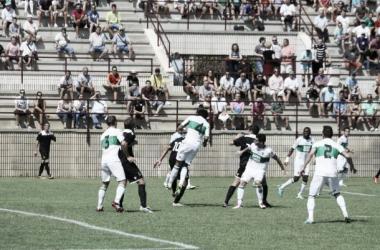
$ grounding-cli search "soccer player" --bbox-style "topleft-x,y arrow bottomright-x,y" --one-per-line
34,122 -> 56,179
118,117 -> 153,213
337,127 -> 355,187
278,127 -> 314,199
96,116 -> 126,212
374,169 -> 380,184
300,126 -> 357,224
234,134 -> 288,209
167,108 -> 210,196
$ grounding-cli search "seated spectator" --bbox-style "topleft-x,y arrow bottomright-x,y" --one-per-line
89,26 -> 108,61
332,1 -> 346,22
234,72 -> 251,102
261,0 -> 273,20
191,0 -> 207,20
174,0 -> 189,19
354,2 -> 369,26
183,69 -> 198,100
306,82 -> 320,117
5,36 -> 20,70
9,17 -> 21,42
59,70 -> 74,100
343,43 -> 362,71
363,45 -> 379,75
345,71 -> 362,99
0,44 -> 5,70
172,52 -> 184,86
251,73 -> 266,102
267,67 -> 284,102
280,38 -> 295,74
52,0 -> 68,28
142,80 -> 157,106
33,91 -> 47,129
211,91 -> 229,130
370,35 -> 380,49
126,82 -> 141,113
348,95 -> 361,130
72,93 -> 87,129
251,98 -> 268,130
351,0 -> 360,14
319,82 -> 336,116
224,0 -> 243,21
106,4 -> 122,39
2,1 -> 16,37
56,93 -> 73,129
364,12 -> 375,35
351,20 -> 371,42
220,71 -> 234,100
76,67 -> 94,95
230,93 -> 247,130
72,3 -> 87,39
228,43 -> 242,76
284,71 -> 302,105
38,0 -> 53,27
336,9 -> 350,37
342,85 -> 351,101
90,91 -> 108,129
299,47 -> 313,86
199,78 -> 214,104
156,0 -> 169,18
87,5 -> 103,35
357,94 -> 379,131
24,0 -> 35,16
132,95 -> 151,129
103,66 -> 121,104
138,0 -> 154,16
314,9 -> 329,42
23,15 -> 40,42
356,32 -> 368,59
150,68 -> 170,105
334,22 -> 348,52
312,38 -> 330,74
20,35 -> 38,70
241,1 -> 258,31
206,70 -> 218,91
111,27 -> 133,59
14,89 -> 31,129
126,69 -> 139,87
280,0 -> 296,31
271,95 -> 290,131
332,90 -> 349,129
314,68 -> 329,92
272,0 -> 282,20
237,56 -> 253,78
55,27 -> 75,60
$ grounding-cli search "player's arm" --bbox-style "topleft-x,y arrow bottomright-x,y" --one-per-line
236,146 -> 250,156
340,151 -> 357,174
121,141 -> 135,163
300,148 -> 316,176
154,144 -> 172,168
202,137 -> 208,147
273,154 -> 288,176
229,133 -> 243,146
50,133 -> 56,142
34,140 -> 40,156
284,148 -> 294,166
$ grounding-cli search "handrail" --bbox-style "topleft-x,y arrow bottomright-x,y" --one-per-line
299,2 -> 317,44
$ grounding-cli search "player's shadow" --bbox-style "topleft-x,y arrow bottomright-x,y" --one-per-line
185,203 -> 227,207
318,219 -> 368,224
124,209 -> 162,213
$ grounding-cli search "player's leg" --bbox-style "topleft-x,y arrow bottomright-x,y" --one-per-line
339,166 -> 348,186
329,177 -> 350,222
98,162 -> 111,211
164,171 -> 171,188
173,171 -> 189,206
234,169 -> 252,209
305,175 -> 325,223
38,160 -> 45,178
186,177 -> 196,189
279,161 -> 301,196
253,171 -> 265,208
261,175 -> 271,207
175,146 -> 198,195
43,159 -> 54,179
223,166 -> 245,207
136,178 -> 153,213
109,161 -> 127,212
298,163 -> 310,198
374,168 -> 380,184
168,142 -> 190,187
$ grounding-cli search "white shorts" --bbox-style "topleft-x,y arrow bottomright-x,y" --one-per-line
267,89 -> 284,97
309,175 -> 340,197
240,168 -> 265,183
280,64 -> 293,74
294,159 -> 309,176
101,161 -> 126,182
337,155 -> 348,171
176,142 -> 200,164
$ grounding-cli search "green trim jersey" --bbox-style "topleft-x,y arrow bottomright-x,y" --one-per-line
181,115 -> 210,146
292,136 -> 315,162
337,135 -> 349,168
313,138 -> 345,177
337,135 -> 348,149
100,127 -> 124,163
246,144 -> 276,171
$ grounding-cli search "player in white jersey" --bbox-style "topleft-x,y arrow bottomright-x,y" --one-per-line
279,127 -> 314,199
300,126 -> 357,224
96,116 -> 126,212
233,134 -> 288,209
167,108 -> 210,196
337,127 -> 355,187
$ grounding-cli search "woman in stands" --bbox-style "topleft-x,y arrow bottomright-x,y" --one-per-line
348,95 -> 361,131
56,93 -> 73,129
33,91 -> 47,130
228,43 -> 242,77
206,70 -> 219,92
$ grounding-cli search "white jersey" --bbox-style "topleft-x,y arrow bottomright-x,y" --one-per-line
246,144 -> 276,172
292,136 -> 315,163
313,138 -> 345,177
337,135 -> 349,149
170,131 -> 184,144
181,115 -> 210,146
337,135 -> 349,169
100,127 -> 124,163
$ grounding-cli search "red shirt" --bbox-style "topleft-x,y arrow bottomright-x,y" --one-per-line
375,20 -> 380,29
107,73 -> 121,85
251,102 -> 266,115
141,86 -> 157,99
72,9 -> 85,21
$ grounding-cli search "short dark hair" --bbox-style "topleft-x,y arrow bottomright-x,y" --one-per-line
107,116 -> 117,126
344,127 -> 350,131
259,37 -> 266,43
322,126 -> 333,138
257,133 -> 266,143
304,127 -> 311,132
197,109 -> 208,119
124,116 -> 135,129
111,4 -> 117,8
249,125 -> 260,135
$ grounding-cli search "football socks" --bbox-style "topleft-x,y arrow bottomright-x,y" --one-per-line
237,185 -> 245,206
307,196 -> 315,221
115,184 -> 126,204
299,181 -> 307,194
174,185 -> 186,203
179,167 -> 188,186
98,187 -> 107,208
169,166 -> 180,185
336,195 -> 349,218
138,184 -> 147,208
224,186 -> 237,204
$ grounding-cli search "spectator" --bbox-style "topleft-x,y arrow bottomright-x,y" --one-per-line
150,68 -> 170,105
363,44 -> 380,75
59,70 -> 74,100
336,9 -> 350,35
357,94 -> 379,131
319,82 -> 336,116
106,4 -> 122,39
333,90 -> 349,129
23,15 -> 40,42
375,15 -> 380,36
14,89 -> 31,129
52,0 -> 68,28
0,44 -> 5,70
202,94 -> 212,109
342,85 -> 351,101
364,12 -> 375,35
314,9 -> 329,42
228,43 -> 242,75
230,93 -> 247,130
33,91 -> 47,129
72,3 -> 87,39
284,71 -> 302,105
332,1 -> 346,21
206,70 -> 218,91
87,4 -> 101,33
174,0 -> 189,19
156,0 -> 169,18
9,17 -> 21,41
183,69 -> 198,100
263,41 -> 277,76
348,95 -> 361,130
345,71 -> 362,99
72,93 -> 87,129
267,67 -> 284,101
126,69 -> 139,87
20,35 -> 38,70
351,0 -> 360,14
314,68 -> 329,92
126,82 -> 141,113
251,73 -> 266,102
242,0 -> 258,31
356,32 -> 369,59
234,72 -> 251,102
251,97 -> 268,130
191,0 -> 207,20
280,0 -> 296,31
351,20 -> 371,42
370,34 -> 380,48
103,66 -> 122,104
211,91 -> 229,130
312,38 -> 330,75
111,27 -> 133,59
199,78 -> 214,104
355,1 -> 369,26
220,71 -> 234,100
38,0 -> 53,27
272,0 -> 282,20
254,37 -> 266,74
56,93 -> 73,129
132,95 -> 151,129
2,1 -> 16,38
334,22 -> 348,52
271,95 -> 290,131
261,0 -> 273,20
280,38 -> 295,74
237,56 -> 253,78
24,0 -> 35,16
89,26 -> 108,61
141,80 -> 157,107
343,43 -> 362,71
90,91 -> 108,129
271,36 -> 283,61
55,27 -> 75,60
172,52 -> 184,86
306,82 -> 320,117
76,67 -> 94,95
5,36 -> 20,70
299,47 -> 313,86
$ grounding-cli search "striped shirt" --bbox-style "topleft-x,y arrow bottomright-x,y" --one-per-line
313,44 -> 326,61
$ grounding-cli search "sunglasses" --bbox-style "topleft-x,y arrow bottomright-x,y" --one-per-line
258,75 -> 263,77
20,92 -> 25,94
272,40 -> 277,42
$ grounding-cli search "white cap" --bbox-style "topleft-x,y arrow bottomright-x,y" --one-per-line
27,14 -> 33,18
327,82 -> 334,87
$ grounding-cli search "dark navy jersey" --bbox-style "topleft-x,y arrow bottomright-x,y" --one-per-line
118,129 -> 135,163
233,134 -> 256,167
169,137 -> 184,163
36,130 -> 56,152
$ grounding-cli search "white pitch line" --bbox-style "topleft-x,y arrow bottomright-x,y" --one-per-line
39,248 -> 184,250
339,191 -> 376,197
0,208 -> 199,250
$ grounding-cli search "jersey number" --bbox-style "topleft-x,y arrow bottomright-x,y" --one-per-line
104,135 -> 110,149
173,142 -> 181,152
324,144 -> 332,159
194,123 -> 204,135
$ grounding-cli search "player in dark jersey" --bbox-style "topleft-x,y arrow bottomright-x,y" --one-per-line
222,125 -> 272,208
34,122 -> 56,179
118,116 -> 153,213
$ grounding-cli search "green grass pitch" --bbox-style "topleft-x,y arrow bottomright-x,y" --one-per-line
0,177 -> 379,250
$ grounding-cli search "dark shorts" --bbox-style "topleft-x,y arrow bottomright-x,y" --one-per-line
284,15 -> 293,24
121,161 -> 144,183
8,56 -> 19,63
284,89 -> 297,97
73,22 -> 86,28
40,150 -> 49,160
235,165 -> 246,179
14,109 -> 31,116
169,160 -> 190,180
6,21 -> 11,28
87,23 -> 97,33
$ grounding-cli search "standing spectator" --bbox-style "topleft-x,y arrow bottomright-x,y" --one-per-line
267,67 -> 284,101
348,95 -> 361,130
23,15 -> 40,42
345,71 -> 362,99
237,56 -> 253,79
271,95 -> 290,130
212,91 -> 229,130
357,94 -> 379,131
306,82 -> 320,117
150,68 -> 170,105
56,93 -> 73,129
5,36 -> 20,70
90,91 -> 108,129
220,71 -> 234,100
363,44 -> 380,75
72,93 -> 87,129
106,4 -> 122,39
38,0 -> 53,27
263,41 -> 277,76
20,35 -> 38,69
87,4 -> 101,33
132,95 -> 151,129
183,69 -> 198,100
125,82 -> 140,113
254,37 -> 266,74
251,73 -> 266,102
111,27 -> 133,59
280,0 -> 296,31
156,0 -> 169,18
251,97 -> 268,130
199,78 -> 214,104
52,0 -> 68,28
355,1 -> 369,26
333,90 -> 348,129
343,43 -> 362,71
2,1 -> 16,37
314,68 -> 329,92
72,3 -> 87,39
9,17 -> 21,42
103,66 -> 122,104
34,122 -> 56,179
230,93 -> 248,130
76,67 -> 94,95
206,70 -> 218,91
14,89 -> 31,129
356,32 -> 369,59
334,22 -> 348,52
299,47 -> 313,85
319,82 -> 336,116
89,26 -> 108,61
228,43 -> 242,76
271,36 -> 283,61
280,38 -> 295,74
242,1 -> 257,31
58,70 -> 74,100
33,91 -> 47,130
234,72 -> 251,102
314,9 -> 329,42
126,69 -> 139,87
172,52 -> 184,86
55,27 -> 75,60
284,71 -> 302,105
312,38 -> 330,75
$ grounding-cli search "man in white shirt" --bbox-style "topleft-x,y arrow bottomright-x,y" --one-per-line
336,9 -> 350,32
2,1 -> 16,37
284,71 -> 302,105
351,20 -> 371,41
58,70 -> 74,100
314,9 -> 329,42
23,15 -> 40,42
76,67 -> 94,95
55,27 -> 75,60
267,67 -> 284,101
89,26 -> 108,61
234,73 -> 251,102
280,0 -> 296,31
14,89 -> 31,129
220,71 -> 234,99
212,91 -> 229,130
19,35 -> 37,69
90,91 -> 108,129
